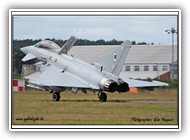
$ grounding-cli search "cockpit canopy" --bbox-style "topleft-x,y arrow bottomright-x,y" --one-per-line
35,40 -> 60,50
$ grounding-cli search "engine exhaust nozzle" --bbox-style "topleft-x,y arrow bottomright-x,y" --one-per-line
100,78 -> 118,92
117,81 -> 129,92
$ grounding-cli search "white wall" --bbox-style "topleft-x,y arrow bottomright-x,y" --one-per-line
122,63 -> 170,72
121,63 -> 171,79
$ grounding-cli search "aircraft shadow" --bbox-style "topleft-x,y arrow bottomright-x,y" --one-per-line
44,99 -> 131,103
60,99 -> 131,103
44,99 -> 176,104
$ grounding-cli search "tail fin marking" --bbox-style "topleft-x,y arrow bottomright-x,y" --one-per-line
98,40 -> 131,76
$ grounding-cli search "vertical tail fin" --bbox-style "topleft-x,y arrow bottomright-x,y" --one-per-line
59,36 -> 78,54
99,40 -> 131,76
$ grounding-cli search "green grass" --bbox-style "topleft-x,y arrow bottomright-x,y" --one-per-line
12,88 -> 178,125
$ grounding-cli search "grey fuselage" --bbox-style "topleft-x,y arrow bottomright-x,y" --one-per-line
29,45 -> 120,91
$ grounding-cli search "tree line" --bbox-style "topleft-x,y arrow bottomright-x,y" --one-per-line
12,38 -> 154,78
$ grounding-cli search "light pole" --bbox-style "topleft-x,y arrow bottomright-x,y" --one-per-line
165,27 -> 177,80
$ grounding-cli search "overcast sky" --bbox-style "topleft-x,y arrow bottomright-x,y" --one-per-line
13,15 -> 178,45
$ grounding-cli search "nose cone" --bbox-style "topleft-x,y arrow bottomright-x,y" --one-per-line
20,46 -> 29,54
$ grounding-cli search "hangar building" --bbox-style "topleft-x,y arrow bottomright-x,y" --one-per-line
69,44 -> 178,80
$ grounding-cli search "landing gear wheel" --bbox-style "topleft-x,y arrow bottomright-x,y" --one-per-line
98,92 -> 107,102
52,92 -> 60,101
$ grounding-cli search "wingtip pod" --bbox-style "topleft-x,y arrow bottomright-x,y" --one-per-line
152,80 -> 170,87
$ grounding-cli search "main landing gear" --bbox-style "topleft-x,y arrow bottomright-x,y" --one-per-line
51,91 -> 108,102
52,92 -> 60,101
98,92 -> 107,102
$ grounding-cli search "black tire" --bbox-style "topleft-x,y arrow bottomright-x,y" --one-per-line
98,92 -> 107,102
52,92 -> 60,101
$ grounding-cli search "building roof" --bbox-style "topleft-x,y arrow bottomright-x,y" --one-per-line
126,45 -> 177,64
69,45 -> 177,64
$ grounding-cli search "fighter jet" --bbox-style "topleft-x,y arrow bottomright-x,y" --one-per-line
20,36 -> 168,102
